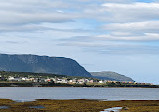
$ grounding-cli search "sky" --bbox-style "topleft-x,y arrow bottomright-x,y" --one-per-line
0,0 -> 159,84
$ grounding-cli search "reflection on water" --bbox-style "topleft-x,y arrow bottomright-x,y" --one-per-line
30,105 -> 45,109
100,107 -> 122,112
0,106 -> 10,109
0,87 -> 159,101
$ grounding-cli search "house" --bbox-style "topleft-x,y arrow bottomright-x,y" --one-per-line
8,77 -> 22,82
99,80 -> 104,83
56,79 -> 68,83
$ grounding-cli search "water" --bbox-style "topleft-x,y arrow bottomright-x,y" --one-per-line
0,106 -> 10,109
0,87 -> 159,101
30,105 -> 45,109
100,107 -> 122,112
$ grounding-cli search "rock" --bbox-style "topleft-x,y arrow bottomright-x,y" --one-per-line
122,106 -> 129,110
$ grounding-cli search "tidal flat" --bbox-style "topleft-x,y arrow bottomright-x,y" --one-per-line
0,99 -> 159,112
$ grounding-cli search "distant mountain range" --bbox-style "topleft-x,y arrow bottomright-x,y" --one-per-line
0,53 -> 134,82
0,54 -> 91,77
91,71 -> 134,82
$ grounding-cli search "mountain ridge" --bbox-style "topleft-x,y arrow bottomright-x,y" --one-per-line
0,53 -> 134,82
91,71 -> 134,82
0,53 -> 91,77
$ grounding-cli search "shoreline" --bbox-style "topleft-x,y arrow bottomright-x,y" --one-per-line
0,99 -> 159,112
0,86 -> 159,88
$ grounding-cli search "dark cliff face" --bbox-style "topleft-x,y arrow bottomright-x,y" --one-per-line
91,71 -> 134,82
0,54 -> 91,77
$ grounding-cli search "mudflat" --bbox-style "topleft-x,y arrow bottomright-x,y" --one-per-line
0,99 -> 159,112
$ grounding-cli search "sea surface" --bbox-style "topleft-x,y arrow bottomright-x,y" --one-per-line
0,87 -> 159,101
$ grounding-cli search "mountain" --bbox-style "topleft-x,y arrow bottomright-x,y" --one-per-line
91,71 -> 134,82
0,54 -> 91,77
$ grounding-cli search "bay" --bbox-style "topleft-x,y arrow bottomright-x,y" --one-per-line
0,87 -> 159,102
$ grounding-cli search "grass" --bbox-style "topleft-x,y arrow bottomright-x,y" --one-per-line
0,99 -> 159,112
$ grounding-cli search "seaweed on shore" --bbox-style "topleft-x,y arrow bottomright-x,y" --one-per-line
0,99 -> 159,112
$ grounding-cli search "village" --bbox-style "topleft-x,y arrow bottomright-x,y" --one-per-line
0,74 -> 152,86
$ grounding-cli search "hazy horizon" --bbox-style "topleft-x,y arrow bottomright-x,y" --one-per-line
0,0 -> 159,84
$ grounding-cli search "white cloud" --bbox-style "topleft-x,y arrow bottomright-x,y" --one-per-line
1,1 -> 158,26
103,21 -> 159,33
100,2 -> 159,22
0,0 -> 159,52
0,11 -> 77,25
0,0 -> 159,33
0,0 -> 80,26
97,33 -> 159,41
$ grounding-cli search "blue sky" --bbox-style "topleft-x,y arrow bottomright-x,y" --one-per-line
0,0 -> 159,84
